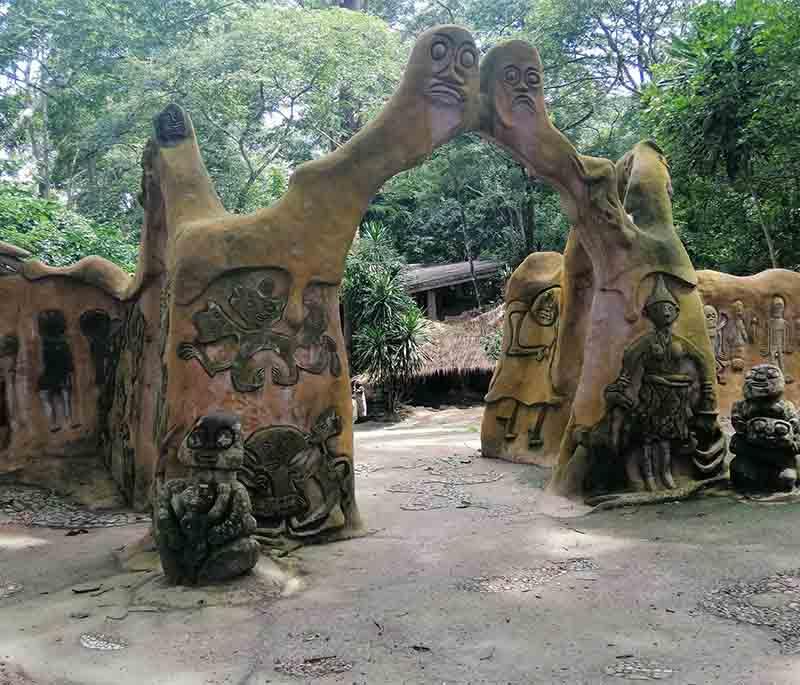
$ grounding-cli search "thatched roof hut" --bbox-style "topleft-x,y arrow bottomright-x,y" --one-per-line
415,305 -> 504,380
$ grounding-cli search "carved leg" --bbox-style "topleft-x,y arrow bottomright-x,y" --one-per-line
640,442 -> 657,492
659,440 -> 677,489
528,405 -> 548,448
40,391 -> 59,432
63,385 -> 80,428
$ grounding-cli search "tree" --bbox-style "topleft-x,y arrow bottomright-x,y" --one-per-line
643,0 -> 800,272
343,223 -> 429,416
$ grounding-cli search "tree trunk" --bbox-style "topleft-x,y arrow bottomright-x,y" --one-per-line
749,185 -> 778,269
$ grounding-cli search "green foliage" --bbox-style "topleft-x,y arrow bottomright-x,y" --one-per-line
0,184 -> 137,271
480,327 -> 503,362
643,0 -> 800,272
343,223 -> 429,415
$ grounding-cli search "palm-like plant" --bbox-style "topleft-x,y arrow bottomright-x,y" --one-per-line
344,222 -> 429,416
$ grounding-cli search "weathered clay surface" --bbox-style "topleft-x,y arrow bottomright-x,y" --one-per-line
478,40 -> 724,500
0,268 -> 125,496
481,251 -> 571,465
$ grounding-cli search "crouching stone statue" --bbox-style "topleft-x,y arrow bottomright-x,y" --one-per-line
730,364 -> 800,493
155,412 -> 260,585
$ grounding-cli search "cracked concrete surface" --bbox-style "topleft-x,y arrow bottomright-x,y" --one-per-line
2,406 -> 800,684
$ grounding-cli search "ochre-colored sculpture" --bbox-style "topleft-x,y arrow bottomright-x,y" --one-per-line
149,25 -> 480,539
697,269 -> 800,416
155,413 -> 259,585
730,364 -> 800,493
478,40 -> 725,500
482,252 -> 570,464
704,304 -> 729,384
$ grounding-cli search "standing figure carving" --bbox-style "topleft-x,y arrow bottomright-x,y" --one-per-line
481,252 -> 569,464
729,299 -> 750,372
599,277 -> 717,492
0,335 -> 19,449
80,309 -> 114,386
762,295 -> 793,383
704,304 -> 728,384
37,311 -> 79,432
155,412 -> 259,585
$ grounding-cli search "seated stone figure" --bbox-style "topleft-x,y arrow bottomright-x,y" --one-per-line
155,413 -> 259,585
730,364 -> 800,493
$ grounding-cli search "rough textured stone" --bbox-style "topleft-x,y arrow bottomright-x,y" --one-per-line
478,40 -> 724,501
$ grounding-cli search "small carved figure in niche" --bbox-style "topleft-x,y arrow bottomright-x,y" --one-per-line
79,309 -> 114,386
704,304 -> 728,384
0,335 -> 19,449
730,364 -> 800,493
729,299 -> 750,371
239,408 -> 351,539
179,269 -> 341,392
155,413 -> 260,585
762,295 -> 793,383
489,286 -> 562,447
37,310 -> 79,432
599,276 -> 718,492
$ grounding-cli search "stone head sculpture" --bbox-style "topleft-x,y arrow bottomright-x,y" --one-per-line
643,276 -> 679,330
744,363 -> 785,400
179,412 -> 245,474
704,305 -> 719,333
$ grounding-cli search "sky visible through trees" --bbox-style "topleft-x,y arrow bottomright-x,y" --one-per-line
0,0 -> 798,275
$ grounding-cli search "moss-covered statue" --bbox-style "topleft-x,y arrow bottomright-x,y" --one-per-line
730,364 -> 800,493
155,412 -> 260,585
478,39 -> 726,503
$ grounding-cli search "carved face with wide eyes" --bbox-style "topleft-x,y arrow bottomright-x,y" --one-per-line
181,412 -> 245,470
744,363 -> 785,399
704,305 -> 718,330
424,29 -> 479,107
481,40 -> 544,131
531,289 -> 558,327
771,295 -> 786,318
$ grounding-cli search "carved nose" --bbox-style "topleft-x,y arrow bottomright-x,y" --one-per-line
283,291 -> 305,332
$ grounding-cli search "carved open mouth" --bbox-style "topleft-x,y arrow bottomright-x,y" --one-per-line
512,94 -> 536,112
427,80 -> 465,105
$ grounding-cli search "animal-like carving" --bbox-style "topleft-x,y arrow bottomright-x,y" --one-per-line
239,408 -> 351,539
730,364 -> 800,493
155,413 -> 260,585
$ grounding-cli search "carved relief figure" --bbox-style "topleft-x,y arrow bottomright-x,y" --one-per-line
486,285 -> 562,448
730,364 -> 800,493
729,299 -> 750,371
178,269 -> 341,391
762,295 -> 793,383
239,408 -> 351,539
598,276 -> 718,492
155,413 -> 260,585
37,310 -> 79,432
0,335 -> 19,449
704,304 -> 728,384
79,309 -> 114,385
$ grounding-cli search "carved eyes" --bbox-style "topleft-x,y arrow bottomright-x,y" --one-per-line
431,40 -> 449,61
504,65 -> 521,85
430,38 -> 478,71
525,67 -> 541,88
187,426 -> 238,450
460,47 -> 477,69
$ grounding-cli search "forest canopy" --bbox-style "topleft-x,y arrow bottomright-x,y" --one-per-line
1,0 -> 798,276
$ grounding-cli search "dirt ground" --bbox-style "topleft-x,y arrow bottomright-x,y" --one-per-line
2,405 -> 800,684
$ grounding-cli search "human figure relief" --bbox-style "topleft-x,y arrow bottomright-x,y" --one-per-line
479,40 -> 724,499
762,295 -> 793,383
37,311 -> 80,432
0,335 -> 19,449
149,26 -> 480,538
704,304 -> 729,384
729,299 -> 750,372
